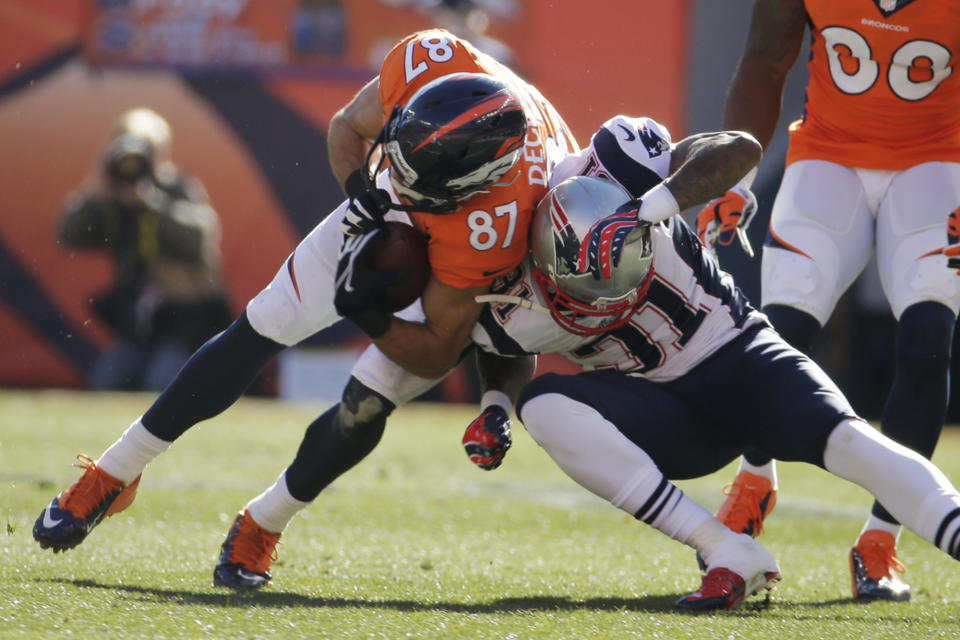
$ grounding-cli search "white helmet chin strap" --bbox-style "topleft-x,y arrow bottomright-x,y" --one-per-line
474,294 -> 551,314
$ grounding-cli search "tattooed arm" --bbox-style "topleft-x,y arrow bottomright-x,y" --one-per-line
664,131 -> 763,211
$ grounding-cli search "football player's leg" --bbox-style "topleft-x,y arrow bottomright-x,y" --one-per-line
717,161 -> 876,537
517,373 -> 779,610
823,418 -> 960,561
844,161 -> 960,599
214,376 -> 399,589
34,206 -> 347,553
718,305 -> 822,537
873,161 -> 960,513
101,208 -> 348,471
216,339 -> 442,588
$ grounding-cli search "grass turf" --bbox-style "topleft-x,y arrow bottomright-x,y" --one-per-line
3,389 -> 960,639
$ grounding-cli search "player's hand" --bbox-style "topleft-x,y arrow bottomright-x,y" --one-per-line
462,405 -> 512,470
334,230 -> 404,338
695,185 -> 758,257
581,200 -> 648,280
945,207 -> 960,274
340,169 -> 393,238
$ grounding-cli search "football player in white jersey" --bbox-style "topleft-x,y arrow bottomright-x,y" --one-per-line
458,153 -> 960,610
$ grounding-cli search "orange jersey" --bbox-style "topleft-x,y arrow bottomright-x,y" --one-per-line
378,29 -> 579,288
787,0 -> 960,169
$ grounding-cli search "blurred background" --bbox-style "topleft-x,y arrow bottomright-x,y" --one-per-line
0,0 -> 950,418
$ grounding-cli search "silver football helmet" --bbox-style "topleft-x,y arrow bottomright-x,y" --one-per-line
530,176 -> 654,335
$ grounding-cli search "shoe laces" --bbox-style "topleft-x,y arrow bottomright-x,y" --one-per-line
230,513 -> 281,574
58,454 -> 124,517
719,476 -> 772,536
857,530 -> 906,580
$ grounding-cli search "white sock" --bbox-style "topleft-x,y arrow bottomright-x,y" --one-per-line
687,517 -> 739,560
245,473 -> 309,534
860,516 -> 902,541
96,418 -> 171,484
738,457 -> 778,489
520,393 -> 712,543
824,419 -> 960,556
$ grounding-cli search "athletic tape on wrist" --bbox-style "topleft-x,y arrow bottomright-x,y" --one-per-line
481,390 -> 512,415
638,182 -> 680,223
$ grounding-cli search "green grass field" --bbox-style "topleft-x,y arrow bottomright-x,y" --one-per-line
4,389 -> 960,639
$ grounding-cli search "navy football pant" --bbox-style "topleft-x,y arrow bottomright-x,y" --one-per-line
517,326 -> 857,480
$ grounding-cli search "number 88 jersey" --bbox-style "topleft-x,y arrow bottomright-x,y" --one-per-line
789,0 -> 960,169
376,29 -> 578,289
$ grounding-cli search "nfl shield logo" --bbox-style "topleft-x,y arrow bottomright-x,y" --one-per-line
880,0 -> 896,10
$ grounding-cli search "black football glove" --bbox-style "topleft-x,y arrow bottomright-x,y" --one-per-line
462,405 -> 512,470
334,231 -> 407,338
340,169 -> 393,238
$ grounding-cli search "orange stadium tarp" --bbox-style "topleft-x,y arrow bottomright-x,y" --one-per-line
0,0 -> 689,391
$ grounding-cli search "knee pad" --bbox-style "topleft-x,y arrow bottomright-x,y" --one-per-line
337,376 -> 395,436
761,304 -> 822,353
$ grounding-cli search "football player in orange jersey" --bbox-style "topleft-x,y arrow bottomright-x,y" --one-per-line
31,29 -> 577,589
695,0 -> 960,601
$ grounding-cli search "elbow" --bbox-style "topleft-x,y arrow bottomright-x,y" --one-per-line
722,131 -> 763,182
730,131 -> 763,168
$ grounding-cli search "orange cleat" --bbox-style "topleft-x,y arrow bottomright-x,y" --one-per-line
716,470 -> 777,537
213,510 -> 282,589
850,530 -> 910,601
33,454 -> 141,552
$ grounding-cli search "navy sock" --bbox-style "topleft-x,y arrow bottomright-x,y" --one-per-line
283,377 -> 394,502
142,311 -> 285,441
873,301 -> 955,524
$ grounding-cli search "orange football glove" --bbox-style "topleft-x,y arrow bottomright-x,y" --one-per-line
695,185 -> 758,257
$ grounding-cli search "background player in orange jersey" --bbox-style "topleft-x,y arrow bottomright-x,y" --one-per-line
32,29 -> 578,589
694,0 -> 960,601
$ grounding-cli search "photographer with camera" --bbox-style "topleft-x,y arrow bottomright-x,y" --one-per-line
58,108 -> 232,391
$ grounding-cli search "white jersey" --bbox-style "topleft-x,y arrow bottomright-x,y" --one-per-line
470,115 -> 768,382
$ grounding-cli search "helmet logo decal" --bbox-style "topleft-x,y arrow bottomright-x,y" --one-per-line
548,191 -> 584,276
411,90 -> 522,154
637,123 -> 670,158
576,205 -> 641,279
385,140 -> 418,187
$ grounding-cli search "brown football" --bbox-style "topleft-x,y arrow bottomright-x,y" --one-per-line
370,221 -> 431,312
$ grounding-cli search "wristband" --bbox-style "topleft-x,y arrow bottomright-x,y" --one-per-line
637,182 -> 680,223
481,390 -> 512,415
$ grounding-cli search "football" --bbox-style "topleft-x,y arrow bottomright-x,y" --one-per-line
370,221 -> 431,312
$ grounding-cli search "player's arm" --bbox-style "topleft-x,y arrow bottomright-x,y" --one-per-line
665,131 -> 762,210
327,78 -> 385,190
476,350 -> 537,405
461,351 -> 537,471
370,276 -> 487,379
723,0 -> 807,149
